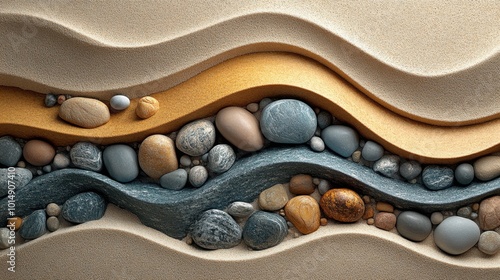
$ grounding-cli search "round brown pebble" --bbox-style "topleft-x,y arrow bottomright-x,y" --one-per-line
289,174 -> 315,195
46,216 -> 60,232
374,212 -> 397,231
472,203 -> 480,212
362,204 -> 375,220
23,139 -> 56,166
367,218 -> 375,225
320,218 -> 328,226
285,195 -> 321,234
46,203 -> 61,217
136,96 -> 160,119
10,217 -> 22,231
320,188 -> 365,223
376,202 -> 394,213
362,195 -> 371,204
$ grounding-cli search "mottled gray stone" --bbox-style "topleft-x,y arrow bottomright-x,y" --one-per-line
396,211 -> 432,242
46,203 -> 61,217
0,228 -> 9,249
318,179 -> 331,195
70,142 -> 102,172
226,201 -> 254,218
0,136 -> 22,167
44,94 -> 57,107
260,99 -> 317,144
361,141 -> 384,162
2,146 -> 500,240
103,144 -> 139,183
243,211 -> 288,250
373,155 -> 400,179
422,166 -> 454,190
0,168 -> 32,198
62,192 -> 106,224
434,216 -> 480,255
46,216 -> 60,232
176,119 -> 216,156
190,209 -> 241,249
19,209 -> 46,240
160,169 -> 188,190
208,144 -> 236,173
316,111 -> 332,129
321,125 -> 359,157
455,163 -> 474,185
478,231 -> 500,255
189,166 -> 208,187
399,161 -> 422,181
457,206 -> 472,218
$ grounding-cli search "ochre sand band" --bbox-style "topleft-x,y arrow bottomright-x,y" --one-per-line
0,52 -> 498,164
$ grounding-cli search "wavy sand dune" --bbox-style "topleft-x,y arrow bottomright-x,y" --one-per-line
0,1 -> 498,125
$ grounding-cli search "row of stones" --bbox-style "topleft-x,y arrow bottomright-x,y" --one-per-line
0,192 -> 107,249
2,97 -> 500,194
187,173 -> 500,255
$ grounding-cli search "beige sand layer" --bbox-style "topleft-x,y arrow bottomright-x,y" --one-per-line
1,53 -> 498,164
1,204 -> 498,279
0,1 -> 498,125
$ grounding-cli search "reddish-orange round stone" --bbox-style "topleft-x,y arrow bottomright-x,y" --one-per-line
320,188 -> 365,222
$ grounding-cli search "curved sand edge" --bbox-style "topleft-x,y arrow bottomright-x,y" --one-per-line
0,1 -> 499,124
1,204 -> 498,279
1,53 -> 498,164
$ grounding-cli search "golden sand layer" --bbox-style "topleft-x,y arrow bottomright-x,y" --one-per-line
0,53 -> 498,164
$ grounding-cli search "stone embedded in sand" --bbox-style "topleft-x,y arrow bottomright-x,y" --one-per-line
258,183 -> 289,211
135,96 -> 159,119
434,216 -> 480,255
62,192 -> 106,224
190,209 -> 242,250
285,195 -> 321,234
289,174 -> 315,195
138,134 -> 178,179
243,211 -> 288,250
320,188 -> 365,222
215,106 -> 264,152
374,212 -> 396,231
23,139 -> 55,166
59,97 -> 110,128
474,156 -> 500,181
176,119 -> 216,156
478,195 -> 500,230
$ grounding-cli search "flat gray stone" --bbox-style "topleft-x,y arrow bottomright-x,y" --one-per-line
103,144 -> 139,183
190,209 -> 241,249
160,169 -> 188,190
176,119 -> 216,156
2,146 -> 500,240
207,144 -> 236,173
373,155 -> 400,179
243,211 -> 288,250
316,110 -> 332,129
455,163 -> 474,185
434,216 -> 480,255
0,136 -> 22,167
0,168 -> 32,198
226,201 -> 254,218
62,192 -> 106,224
422,166 -> 454,190
396,211 -> 432,242
399,161 -> 422,181
321,125 -> 359,157
260,99 -> 317,144
361,141 -> 384,162
70,142 -> 102,172
19,209 -> 46,240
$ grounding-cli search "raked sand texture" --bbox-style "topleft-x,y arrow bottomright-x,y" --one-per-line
0,1 -> 499,125
0,1 -> 500,280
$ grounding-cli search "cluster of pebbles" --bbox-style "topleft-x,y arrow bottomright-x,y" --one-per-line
1,97 -> 500,255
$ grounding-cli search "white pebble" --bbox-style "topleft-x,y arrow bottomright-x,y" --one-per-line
110,95 -> 130,111
310,136 -> 325,152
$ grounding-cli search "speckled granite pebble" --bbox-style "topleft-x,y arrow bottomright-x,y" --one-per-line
70,142 -> 102,172
226,201 -> 254,218
176,119 -> 216,156
207,144 -> 235,173
190,209 -> 242,250
422,166 -> 454,190
44,94 -> 57,107
19,209 -> 46,240
62,192 -> 106,224
373,155 -> 400,179
0,136 -> 22,166
189,166 -> 208,187
243,211 -> 287,250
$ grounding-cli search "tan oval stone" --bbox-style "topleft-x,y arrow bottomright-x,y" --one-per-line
374,212 -> 397,231
320,188 -> 365,222
285,195 -> 321,234
215,106 -> 264,152
362,204 -> 375,220
474,156 -> 500,181
258,184 -> 288,211
59,97 -> 110,128
23,139 -> 55,166
136,96 -> 160,119
138,134 -> 178,179
376,202 -> 394,213
289,174 -> 315,195
479,196 -> 500,230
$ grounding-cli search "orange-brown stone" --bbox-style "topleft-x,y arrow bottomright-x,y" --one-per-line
362,204 -> 375,220
138,134 -> 178,179
285,195 -> 321,234
289,174 -> 315,195
320,188 -> 365,222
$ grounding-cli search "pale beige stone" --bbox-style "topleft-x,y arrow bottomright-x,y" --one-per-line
258,184 -> 288,211
59,97 -> 110,128
474,156 -> 500,181
285,195 -> 321,234
136,96 -> 160,119
138,134 -> 178,179
215,106 -> 264,152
